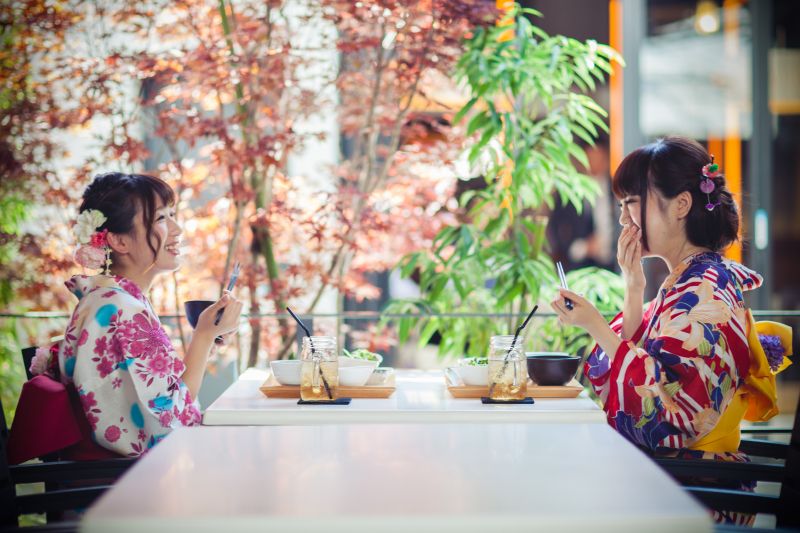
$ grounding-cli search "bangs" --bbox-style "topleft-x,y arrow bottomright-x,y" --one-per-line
141,174 -> 176,207
611,146 -> 652,199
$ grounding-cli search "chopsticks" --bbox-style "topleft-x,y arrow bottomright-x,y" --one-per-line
214,261 -> 240,325
556,261 -> 574,311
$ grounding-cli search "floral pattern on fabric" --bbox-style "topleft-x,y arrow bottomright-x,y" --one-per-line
585,253 -> 762,452
58,275 -> 201,457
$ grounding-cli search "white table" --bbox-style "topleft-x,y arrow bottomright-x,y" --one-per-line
202,368 -> 606,425
81,423 -> 712,532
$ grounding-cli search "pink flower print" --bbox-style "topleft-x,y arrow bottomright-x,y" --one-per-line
80,391 -> 98,412
85,412 -> 99,431
96,357 -> 114,378
104,425 -> 121,443
138,429 -> 147,442
112,377 -> 123,389
158,411 -> 174,428
64,320 -> 78,344
77,329 -> 89,347
108,317 -> 136,353
108,335 -> 126,363
172,358 -> 186,375
116,277 -> 144,301
128,312 -> 172,359
177,405 -> 201,426
94,336 -> 109,357
147,353 -> 171,378
78,390 -> 102,430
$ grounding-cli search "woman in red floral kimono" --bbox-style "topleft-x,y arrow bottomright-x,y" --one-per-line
550,137 -> 791,525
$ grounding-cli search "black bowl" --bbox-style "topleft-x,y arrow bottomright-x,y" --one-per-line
526,353 -> 581,386
184,300 -> 215,329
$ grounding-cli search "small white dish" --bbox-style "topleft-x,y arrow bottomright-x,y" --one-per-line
338,365 -> 375,387
269,360 -> 302,386
366,367 -> 394,386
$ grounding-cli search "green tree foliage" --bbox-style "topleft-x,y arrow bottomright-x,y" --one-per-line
386,5 -> 625,358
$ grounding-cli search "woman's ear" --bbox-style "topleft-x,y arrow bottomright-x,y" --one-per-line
674,191 -> 693,219
106,232 -> 130,255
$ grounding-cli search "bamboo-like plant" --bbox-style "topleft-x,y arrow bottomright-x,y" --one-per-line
385,5 -> 625,357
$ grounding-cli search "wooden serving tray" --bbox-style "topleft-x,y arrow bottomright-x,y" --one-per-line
260,373 -> 396,399
445,373 -> 583,399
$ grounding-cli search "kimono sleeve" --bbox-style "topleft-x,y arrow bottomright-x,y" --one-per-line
584,300 -> 653,401
70,290 -> 201,456
597,275 -> 747,451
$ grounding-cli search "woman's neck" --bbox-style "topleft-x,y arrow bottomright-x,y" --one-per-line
661,241 -> 712,272
110,264 -> 157,294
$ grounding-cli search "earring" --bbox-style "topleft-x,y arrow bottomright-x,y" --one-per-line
104,246 -> 112,276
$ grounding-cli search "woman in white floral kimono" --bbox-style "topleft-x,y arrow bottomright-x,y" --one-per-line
42,172 -> 243,457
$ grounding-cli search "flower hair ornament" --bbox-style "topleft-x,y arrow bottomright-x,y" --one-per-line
73,209 -> 112,274
701,155 -> 722,211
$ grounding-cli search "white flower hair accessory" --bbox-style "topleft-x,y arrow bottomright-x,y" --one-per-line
73,209 -> 112,273
75,209 -> 106,244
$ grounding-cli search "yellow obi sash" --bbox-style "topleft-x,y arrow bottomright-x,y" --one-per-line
689,310 -> 793,454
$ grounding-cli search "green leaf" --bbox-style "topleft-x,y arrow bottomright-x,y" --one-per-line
453,96 -> 479,125
418,318 -> 441,347
466,111 -> 490,137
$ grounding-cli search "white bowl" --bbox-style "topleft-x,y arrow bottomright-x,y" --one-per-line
454,364 -> 488,386
339,356 -> 379,370
338,365 -> 375,387
269,360 -> 302,386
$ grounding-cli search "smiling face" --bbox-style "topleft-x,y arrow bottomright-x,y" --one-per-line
109,195 -> 183,276
139,197 -> 183,274
618,189 -> 678,257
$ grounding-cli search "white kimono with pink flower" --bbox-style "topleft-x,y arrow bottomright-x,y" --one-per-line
57,275 -> 201,456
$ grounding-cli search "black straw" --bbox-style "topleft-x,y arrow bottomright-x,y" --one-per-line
285,307 -> 332,399
507,304 -> 539,358
286,307 -> 312,341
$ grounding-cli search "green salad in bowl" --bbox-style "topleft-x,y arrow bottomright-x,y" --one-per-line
453,356 -> 488,385
342,348 -> 384,366
460,356 -> 488,366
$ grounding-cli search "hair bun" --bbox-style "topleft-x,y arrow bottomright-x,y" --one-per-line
81,173 -> 127,207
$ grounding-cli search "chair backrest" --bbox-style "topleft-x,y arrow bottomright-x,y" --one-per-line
21,346 -> 37,381
1,397 -> 19,526
777,392 -> 800,528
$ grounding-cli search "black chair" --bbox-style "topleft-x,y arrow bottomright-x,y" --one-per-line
655,394 -> 800,530
2,351 -> 135,531
21,347 -> 39,381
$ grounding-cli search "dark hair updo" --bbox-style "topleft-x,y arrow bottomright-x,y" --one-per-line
79,173 -> 175,260
611,136 -> 739,252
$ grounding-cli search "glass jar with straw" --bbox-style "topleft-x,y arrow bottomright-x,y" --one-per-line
487,335 -> 527,401
300,336 -> 339,401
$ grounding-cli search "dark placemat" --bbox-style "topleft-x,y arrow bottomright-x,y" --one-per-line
297,398 -> 352,405
480,397 -> 534,404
